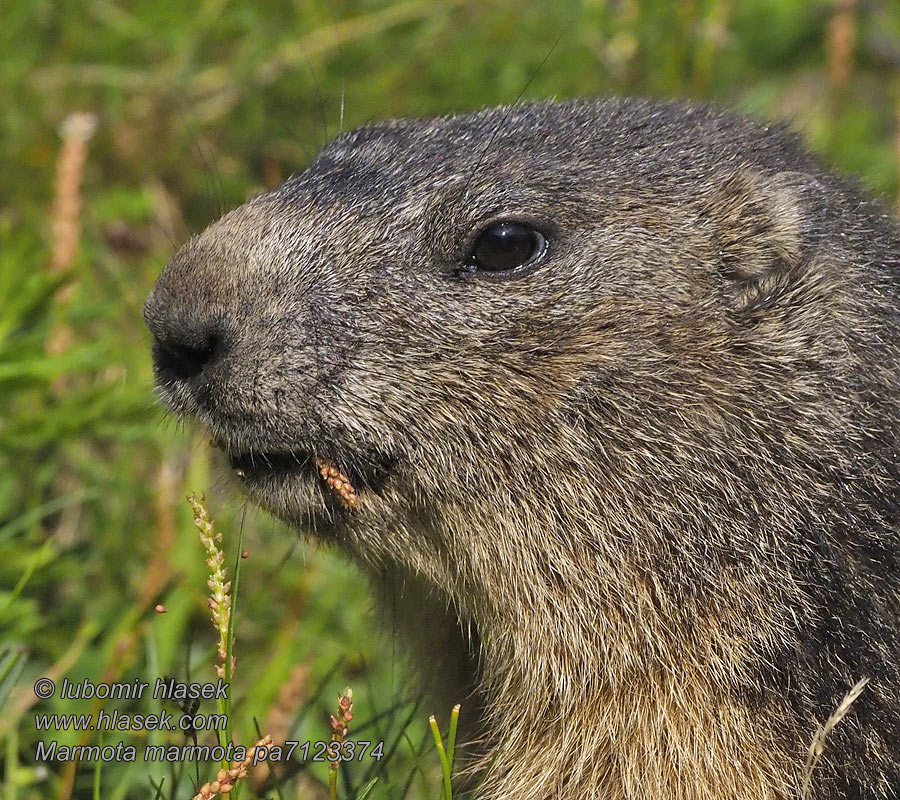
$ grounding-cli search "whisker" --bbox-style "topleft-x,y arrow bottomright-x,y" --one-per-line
460,19 -> 573,206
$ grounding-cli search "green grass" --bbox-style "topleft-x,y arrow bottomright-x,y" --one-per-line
2,0 -> 900,798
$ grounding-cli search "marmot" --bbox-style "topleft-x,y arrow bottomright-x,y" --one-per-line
144,98 -> 900,799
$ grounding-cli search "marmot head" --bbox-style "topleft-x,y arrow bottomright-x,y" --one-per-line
145,98 -> 898,706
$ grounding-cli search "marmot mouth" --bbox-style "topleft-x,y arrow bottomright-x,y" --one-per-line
225,447 -> 394,509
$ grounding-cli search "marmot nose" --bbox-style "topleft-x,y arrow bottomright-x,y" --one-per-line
144,291 -> 230,383
153,328 -> 221,380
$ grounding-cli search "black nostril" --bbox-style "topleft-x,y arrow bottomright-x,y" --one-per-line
153,332 -> 221,381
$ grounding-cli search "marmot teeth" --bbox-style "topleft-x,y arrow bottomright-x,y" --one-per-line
314,457 -> 359,510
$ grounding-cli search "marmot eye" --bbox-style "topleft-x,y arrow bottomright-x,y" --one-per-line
470,221 -> 547,273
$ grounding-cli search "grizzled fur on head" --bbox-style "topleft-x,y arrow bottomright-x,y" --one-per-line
145,98 -> 900,799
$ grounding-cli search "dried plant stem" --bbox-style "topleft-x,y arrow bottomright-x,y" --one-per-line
251,662 -> 310,787
315,458 -> 359,510
192,735 -> 273,800
43,112 -> 99,560
138,459 -> 178,608
269,662 -> 310,742
826,0 -> 858,93
187,494 -> 234,678
801,677 -> 868,799
48,112 -> 98,359
51,112 -> 98,274
329,687 -> 354,800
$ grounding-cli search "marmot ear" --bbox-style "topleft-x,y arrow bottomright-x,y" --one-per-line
701,170 -> 811,282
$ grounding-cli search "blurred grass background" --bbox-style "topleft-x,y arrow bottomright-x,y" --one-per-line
2,0 -> 900,798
